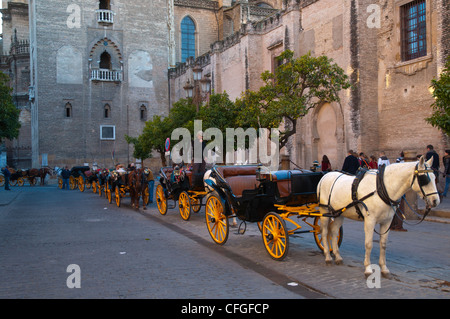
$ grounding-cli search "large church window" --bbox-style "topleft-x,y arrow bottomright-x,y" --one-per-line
181,16 -> 196,63
100,51 -> 112,69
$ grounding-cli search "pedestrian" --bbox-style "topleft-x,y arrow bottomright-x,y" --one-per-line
425,145 -> 440,183
321,155 -> 332,172
359,152 -> 370,169
61,166 -> 71,190
2,165 -> 11,190
147,167 -> 154,203
396,151 -> 405,163
377,151 -> 390,167
369,155 -> 378,169
442,150 -> 450,198
192,131 -> 206,188
342,150 -> 360,175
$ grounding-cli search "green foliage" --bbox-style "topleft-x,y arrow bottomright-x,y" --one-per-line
129,51 -> 352,165
236,50 -> 351,148
0,72 -> 21,142
426,57 -> 450,136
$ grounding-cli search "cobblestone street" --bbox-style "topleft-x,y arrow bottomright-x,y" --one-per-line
0,184 -> 449,301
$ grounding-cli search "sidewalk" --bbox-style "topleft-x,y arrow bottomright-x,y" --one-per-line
0,188 -> 23,206
418,195 -> 450,224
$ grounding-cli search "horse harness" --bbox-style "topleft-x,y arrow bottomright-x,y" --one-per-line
319,163 -> 437,221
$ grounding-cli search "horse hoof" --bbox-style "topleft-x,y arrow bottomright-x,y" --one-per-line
335,259 -> 343,266
143,207 -> 147,210
382,271 -> 392,279
325,260 -> 333,266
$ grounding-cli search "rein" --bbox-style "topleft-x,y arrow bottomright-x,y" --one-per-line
319,162 -> 438,232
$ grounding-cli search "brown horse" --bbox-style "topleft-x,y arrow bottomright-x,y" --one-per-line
128,168 -> 147,210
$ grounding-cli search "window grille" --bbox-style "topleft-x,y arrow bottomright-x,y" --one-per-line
401,0 -> 427,61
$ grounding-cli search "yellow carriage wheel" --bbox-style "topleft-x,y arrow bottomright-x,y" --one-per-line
262,212 -> 289,260
17,177 -> 24,187
156,184 -> 167,215
10,179 -> 17,186
92,180 -> 97,193
0,175 -> 4,187
58,178 -> 63,189
69,176 -> 76,190
115,186 -> 121,207
107,183 -> 112,203
205,195 -> 229,245
191,197 -> 201,213
143,187 -> 149,206
312,216 -> 343,253
179,191 -> 192,221
99,182 -> 103,197
78,176 -> 85,192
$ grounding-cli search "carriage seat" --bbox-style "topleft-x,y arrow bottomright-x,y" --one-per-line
215,166 -> 260,198
271,170 -> 324,200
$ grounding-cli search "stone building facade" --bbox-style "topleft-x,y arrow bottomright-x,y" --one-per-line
169,0 -> 449,170
27,0 -> 170,168
1,0 -> 448,170
0,0 -> 31,168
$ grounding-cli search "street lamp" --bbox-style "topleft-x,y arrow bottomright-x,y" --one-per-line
183,79 -> 194,98
200,74 -> 211,94
192,65 -> 203,81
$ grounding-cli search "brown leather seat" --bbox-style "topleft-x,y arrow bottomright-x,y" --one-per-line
215,166 -> 259,197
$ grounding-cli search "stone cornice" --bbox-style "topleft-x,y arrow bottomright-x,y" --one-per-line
174,0 -> 218,10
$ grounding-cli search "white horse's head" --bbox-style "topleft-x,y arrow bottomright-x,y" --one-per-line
411,156 -> 440,208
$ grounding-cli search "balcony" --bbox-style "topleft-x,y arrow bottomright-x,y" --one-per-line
96,9 -> 115,24
90,69 -> 122,82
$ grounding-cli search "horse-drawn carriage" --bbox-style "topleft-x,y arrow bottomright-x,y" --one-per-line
203,165 -> 343,260
107,168 -> 151,209
156,165 -> 210,221
57,166 -> 91,190
0,168 -> 41,186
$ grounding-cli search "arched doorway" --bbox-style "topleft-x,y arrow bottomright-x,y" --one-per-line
313,102 -> 341,169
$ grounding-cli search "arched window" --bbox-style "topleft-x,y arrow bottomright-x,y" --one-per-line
100,51 -> 112,69
65,102 -> 72,118
99,0 -> 110,10
104,104 -> 111,118
181,16 -> 196,63
140,105 -> 147,121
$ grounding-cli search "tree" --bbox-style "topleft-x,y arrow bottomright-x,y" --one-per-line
426,57 -> 450,136
124,135 -> 152,163
236,50 -> 351,149
134,98 -> 197,167
0,72 -> 21,143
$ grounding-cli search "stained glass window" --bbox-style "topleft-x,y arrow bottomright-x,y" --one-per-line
181,16 -> 196,63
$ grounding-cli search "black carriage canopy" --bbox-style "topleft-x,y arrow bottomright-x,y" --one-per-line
70,166 -> 90,177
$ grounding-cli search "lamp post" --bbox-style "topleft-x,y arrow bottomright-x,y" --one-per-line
183,64 -> 211,112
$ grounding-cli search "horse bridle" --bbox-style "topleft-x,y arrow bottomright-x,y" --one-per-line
411,163 -> 439,200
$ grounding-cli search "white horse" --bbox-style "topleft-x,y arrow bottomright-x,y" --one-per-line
317,156 -> 440,277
